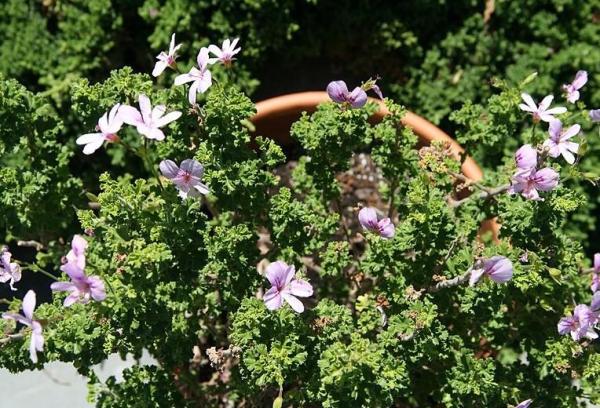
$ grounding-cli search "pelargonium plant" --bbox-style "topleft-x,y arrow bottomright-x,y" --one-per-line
1,33 -> 600,408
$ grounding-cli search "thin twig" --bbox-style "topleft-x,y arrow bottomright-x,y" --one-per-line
0,333 -> 24,344
17,240 -> 44,251
449,184 -> 510,208
428,269 -> 472,293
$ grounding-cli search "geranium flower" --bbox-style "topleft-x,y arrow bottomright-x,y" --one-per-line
208,38 -> 241,66
51,234 -> 106,307
174,47 -> 212,105
469,256 -> 513,286
509,167 -> 559,201
152,33 -> 182,77
0,247 -> 21,291
76,104 -> 123,155
51,262 -> 106,307
543,120 -> 580,164
263,261 -> 313,313
514,144 -> 537,171
590,109 -> 600,122
516,400 -> 533,408
2,290 -> 44,363
562,70 -> 587,103
159,159 -> 209,199
519,94 -> 566,123
327,80 -> 368,108
358,207 -> 395,239
557,304 -> 598,341
120,94 -> 182,141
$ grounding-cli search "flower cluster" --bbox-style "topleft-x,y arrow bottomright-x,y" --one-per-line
510,71 -> 593,200
164,36 -> 240,104
77,95 -> 181,154
558,292 -> 600,341
51,235 -> 106,307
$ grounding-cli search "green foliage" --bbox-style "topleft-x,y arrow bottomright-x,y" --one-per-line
1,2 -> 600,406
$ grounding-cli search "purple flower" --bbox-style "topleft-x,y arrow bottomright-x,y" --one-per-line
509,167 -> 559,201
519,94 -> 566,123
208,38 -> 241,66
590,109 -> 600,123
2,290 -> 44,363
557,304 -> 598,341
76,104 -> 123,155
543,120 -> 580,164
51,235 -> 106,307
51,264 -> 106,307
469,256 -> 513,286
515,144 -> 537,171
263,261 -> 313,313
159,159 -> 209,199
120,94 -> 182,141
327,81 -> 368,109
152,33 -> 182,77
516,400 -> 533,408
592,253 -> 600,293
562,70 -> 587,103
174,47 -> 212,105
358,207 -> 395,239
0,247 -> 21,291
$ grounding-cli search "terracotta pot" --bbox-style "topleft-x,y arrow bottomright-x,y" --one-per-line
251,91 -> 500,239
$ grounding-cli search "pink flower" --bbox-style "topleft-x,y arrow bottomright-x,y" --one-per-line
159,159 -> 209,199
562,70 -> 587,103
207,38 -> 241,66
0,247 -> 21,291
592,253 -> 600,293
543,120 -> 580,164
557,304 -> 598,341
516,400 -> 533,408
590,109 -> 600,122
76,104 -> 123,155
263,261 -> 313,313
509,167 -> 559,201
327,81 -> 368,108
358,207 -> 395,239
519,94 -> 566,123
174,47 -> 212,105
152,33 -> 182,77
469,256 -> 513,286
51,235 -> 106,307
515,144 -> 537,171
2,290 -> 44,363
51,263 -> 106,307
120,94 -> 182,141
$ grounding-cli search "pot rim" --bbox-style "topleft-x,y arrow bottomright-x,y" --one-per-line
252,91 -> 483,182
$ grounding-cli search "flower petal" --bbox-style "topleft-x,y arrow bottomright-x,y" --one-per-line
289,279 -> 313,298
263,287 -> 282,310
282,293 -> 305,313
22,290 -> 36,320
154,111 -> 182,128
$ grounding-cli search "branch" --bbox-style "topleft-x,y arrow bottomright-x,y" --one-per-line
449,184 -> 510,208
427,269 -> 472,293
17,240 -> 44,251
0,333 -> 24,344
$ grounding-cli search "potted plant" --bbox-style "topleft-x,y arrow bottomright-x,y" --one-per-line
0,35 -> 599,408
